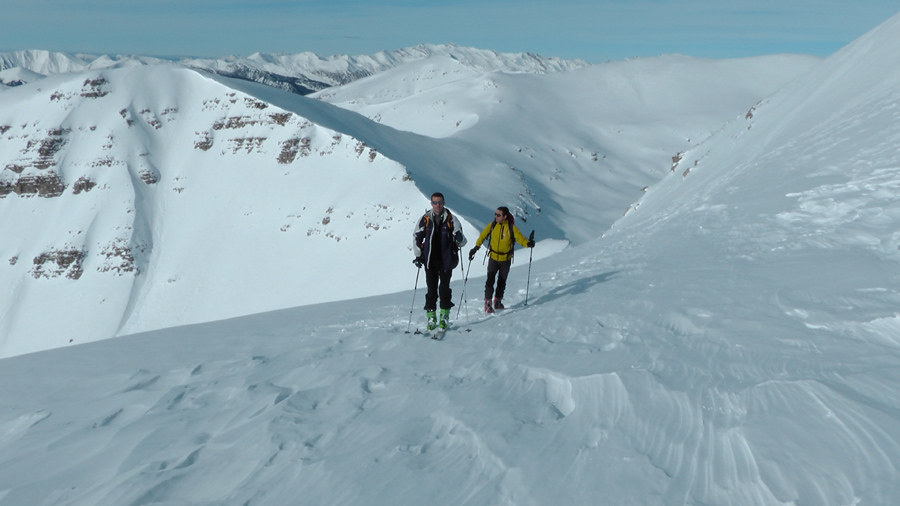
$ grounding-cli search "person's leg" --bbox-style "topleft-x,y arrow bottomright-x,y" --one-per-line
484,258 -> 499,300
438,269 -> 454,310
424,267 -> 439,311
494,260 -> 512,308
483,259 -> 500,312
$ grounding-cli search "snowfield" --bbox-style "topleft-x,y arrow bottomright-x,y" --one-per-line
2,9 -> 900,506
0,49 -> 814,357
0,66 -> 433,356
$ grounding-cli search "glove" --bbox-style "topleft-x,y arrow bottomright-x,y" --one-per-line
413,257 -> 424,268
468,246 -> 480,261
454,231 -> 464,244
527,240 -> 535,248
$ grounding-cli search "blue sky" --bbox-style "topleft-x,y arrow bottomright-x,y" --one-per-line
4,0 -> 898,62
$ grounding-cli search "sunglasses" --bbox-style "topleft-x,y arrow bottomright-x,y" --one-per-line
494,213 -> 503,217
431,200 -> 445,206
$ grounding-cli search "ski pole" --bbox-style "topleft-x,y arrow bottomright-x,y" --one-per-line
457,257 -> 473,323
463,259 -> 471,325
525,230 -> 535,306
405,263 -> 422,333
456,257 -> 465,318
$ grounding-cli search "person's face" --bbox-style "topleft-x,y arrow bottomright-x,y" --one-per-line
494,210 -> 506,223
431,197 -> 445,212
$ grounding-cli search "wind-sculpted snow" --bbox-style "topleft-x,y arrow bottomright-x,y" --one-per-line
2,222 -> 900,504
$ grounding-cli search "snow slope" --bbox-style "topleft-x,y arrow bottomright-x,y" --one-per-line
596,9 -> 900,503
316,53 -> 820,242
0,53 -> 812,358
1,9 -> 900,506
0,66 -> 433,357
0,67 -> 44,88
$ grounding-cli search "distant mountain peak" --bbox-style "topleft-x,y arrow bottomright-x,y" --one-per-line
0,44 -> 591,93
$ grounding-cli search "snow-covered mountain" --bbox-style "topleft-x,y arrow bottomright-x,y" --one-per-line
1,9 -> 900,504
189,44 -> 592,94
0,44 -> 591,93
0,50 -> 814,358
0,50 -> 166,78
0,67 -> 44,88
314,53 -> 819,242
0,65 -> 434,357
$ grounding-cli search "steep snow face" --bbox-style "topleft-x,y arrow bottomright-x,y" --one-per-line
319,53 -> 820,242
614,12 -> 900,255
0,65 -> 433,357
573,12 -> 900,503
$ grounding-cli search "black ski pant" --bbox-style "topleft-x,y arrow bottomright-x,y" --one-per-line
424,267 -> 454,311
484,258 -> 512,301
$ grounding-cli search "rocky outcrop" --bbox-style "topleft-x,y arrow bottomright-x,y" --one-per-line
0,172 -> 66,198
31,248 -> 86,280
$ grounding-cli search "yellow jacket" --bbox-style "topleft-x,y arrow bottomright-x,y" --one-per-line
476,221 -> 530,262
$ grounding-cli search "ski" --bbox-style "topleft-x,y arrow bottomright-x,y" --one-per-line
412,327 -> 449,339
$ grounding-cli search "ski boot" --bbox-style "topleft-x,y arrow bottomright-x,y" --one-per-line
484,299 -> 494,314
426,310 -> 438,330
493,298 -> 505,310
439,309 -> 451,329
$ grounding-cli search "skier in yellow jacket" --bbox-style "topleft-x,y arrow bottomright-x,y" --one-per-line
468,206 -> 534,313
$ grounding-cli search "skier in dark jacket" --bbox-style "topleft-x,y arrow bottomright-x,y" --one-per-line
468,206 -> 533,313
413,192 -> 467,330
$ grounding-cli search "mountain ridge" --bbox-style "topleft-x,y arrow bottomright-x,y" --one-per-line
1,51 -> 816,357
0,44 -> 592,93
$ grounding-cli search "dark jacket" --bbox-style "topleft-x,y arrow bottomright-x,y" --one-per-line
413,208 -> 467,271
